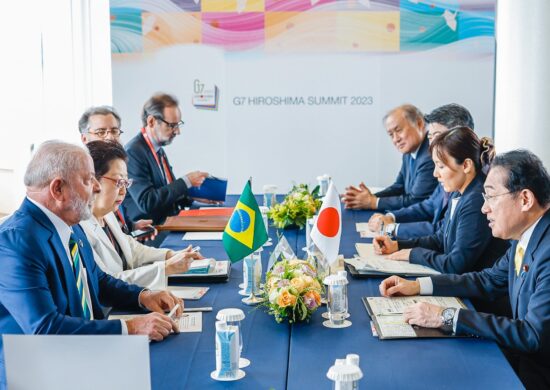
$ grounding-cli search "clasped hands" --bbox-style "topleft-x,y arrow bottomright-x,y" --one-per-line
341,182 -> 378,210
379,276 -> 444,329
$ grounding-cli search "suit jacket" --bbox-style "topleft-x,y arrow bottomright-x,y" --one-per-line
399,175 -> 510,274
80,212 -> 170,290
430,209 -> 550,388
375,135 -> 438,210
0,199 -> 142,383
391,184 -> 448,239
124,131 -> 193,224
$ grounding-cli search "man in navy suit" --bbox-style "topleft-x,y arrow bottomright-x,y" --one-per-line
368,104 -> 475,239
0,141 -> 183,388
379,150 -> 550,388
123,93 -> 210,225
343,104 -> 438,210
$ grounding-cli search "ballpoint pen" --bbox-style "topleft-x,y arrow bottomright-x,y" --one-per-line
168,303 -> 180,320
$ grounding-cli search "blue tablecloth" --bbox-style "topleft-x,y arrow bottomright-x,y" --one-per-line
153,196 -> 522,389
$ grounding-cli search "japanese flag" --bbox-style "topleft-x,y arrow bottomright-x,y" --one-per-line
311,182 -> 341,265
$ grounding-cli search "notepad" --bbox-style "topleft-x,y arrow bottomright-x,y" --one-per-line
182,232 -> 223,241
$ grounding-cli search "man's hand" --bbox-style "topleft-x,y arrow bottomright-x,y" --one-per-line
403,303 -> 444,328
165,250 -> 203,275
387,249 -> 411,261
186,171 -> 209,187
133,219 -> 157,241
138,290 -> 183,316
126,312 -> 179,341
373,235 -> 398,255
342,182 -> 378,210
379,275 -> 420,297
368,213 -> 395,232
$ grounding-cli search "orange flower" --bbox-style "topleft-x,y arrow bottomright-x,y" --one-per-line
304,290 -> 321,305
277,290 -> 297,308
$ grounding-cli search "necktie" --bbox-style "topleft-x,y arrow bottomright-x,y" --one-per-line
514,244 -> 524,276
69,235 -> 91,319
157,148 -> 173,184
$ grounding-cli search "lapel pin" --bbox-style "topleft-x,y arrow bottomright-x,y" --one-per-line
522,264 -> 529,273
78,239 -> 83,248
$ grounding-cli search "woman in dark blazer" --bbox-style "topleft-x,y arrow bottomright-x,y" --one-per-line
374,127 -> 509,274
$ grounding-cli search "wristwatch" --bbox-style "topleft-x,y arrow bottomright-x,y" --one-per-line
440,307 -> 456,327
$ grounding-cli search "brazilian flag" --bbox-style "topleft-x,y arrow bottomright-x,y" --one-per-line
223,181 -> 268,262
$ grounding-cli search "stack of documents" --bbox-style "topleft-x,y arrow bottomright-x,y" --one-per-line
168,260 -> 231,283
345,243 -> 440,277
362,296 -> 466,339
109,312 -> 203,333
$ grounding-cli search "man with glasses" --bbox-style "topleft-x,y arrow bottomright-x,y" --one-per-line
123,93 -> 209,227
78,106 -> 155,240
378,150 -> 550,388
78,105 -> 124,144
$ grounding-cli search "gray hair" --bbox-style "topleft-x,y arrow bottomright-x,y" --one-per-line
78,105 -> 121,134
141,93 -> 179,126
24,141 -> 89,189
383,104 -> 424,128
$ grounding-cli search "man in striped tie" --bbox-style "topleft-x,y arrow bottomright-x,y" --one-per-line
378,150 -> 550,388
0,141 -> 184,388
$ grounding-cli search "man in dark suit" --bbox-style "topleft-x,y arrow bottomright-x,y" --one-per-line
0,141 -> 183,388
123,93 -> 210,225
343,104 -> 438,210
367,104 -> 475,239
379,150 -> 550,389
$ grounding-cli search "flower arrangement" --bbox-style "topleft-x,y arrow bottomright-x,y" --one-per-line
263,259 -> 324,323
267,184 -> 321,229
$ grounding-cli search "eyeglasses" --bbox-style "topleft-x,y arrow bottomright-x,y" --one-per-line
156,117 -> 184,130
88,128 -> 124,138
101,176 -> 133,189
482,191 -> 515,204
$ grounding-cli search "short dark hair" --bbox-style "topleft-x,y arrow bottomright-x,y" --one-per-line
430,127 -> 495,175
383,104 -> 424,128
78,106 -> 121,134
491,150 -> 550,207
141,93 -> 179,127
86,140 -> 127,178
425,103 -> 475,130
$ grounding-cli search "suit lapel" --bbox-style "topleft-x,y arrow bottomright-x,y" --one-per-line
91,216 -> 121,262
22,199 -> 83,316
511,211 -> 550,317
105,212 -> 133,268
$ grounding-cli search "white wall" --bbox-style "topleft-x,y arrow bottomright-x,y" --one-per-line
494,0 -> 550,167
114,39 -> 495,195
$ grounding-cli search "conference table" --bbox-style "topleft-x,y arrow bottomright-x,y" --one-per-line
153,196 -> 523,389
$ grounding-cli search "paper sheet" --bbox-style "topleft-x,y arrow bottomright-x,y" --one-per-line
182,232 -> 223,241
109,312 -> 203,332
366,296 -> 465,316
355,223 -> 377,238
168,286 -> 209,300
351,243 -> 440,275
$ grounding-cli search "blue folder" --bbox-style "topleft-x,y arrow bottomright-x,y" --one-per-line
187,176 -> 227,202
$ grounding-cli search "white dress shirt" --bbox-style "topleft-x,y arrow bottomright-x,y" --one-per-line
27,197 -> 128,334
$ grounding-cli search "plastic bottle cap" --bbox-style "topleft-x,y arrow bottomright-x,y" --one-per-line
263,184 -> 277,192
346,354 -> 360,366
323,274 -> 349,286
326,364 -> 363,382
216,308 -> 245,322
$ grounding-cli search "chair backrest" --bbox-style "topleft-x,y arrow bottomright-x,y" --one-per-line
3,335 -> 151,390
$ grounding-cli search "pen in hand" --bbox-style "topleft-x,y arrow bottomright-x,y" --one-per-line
168,303 -> 181,320
191,246 -> 201,253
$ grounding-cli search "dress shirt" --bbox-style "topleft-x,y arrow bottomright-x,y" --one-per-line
418,216 -> 543,332
26,197 -> 128,334
148,130 -> 191,188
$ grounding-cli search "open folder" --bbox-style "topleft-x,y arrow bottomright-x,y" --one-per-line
346,243 -> 440,277
362,296 -> 467,339
187,176 -> 227,202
